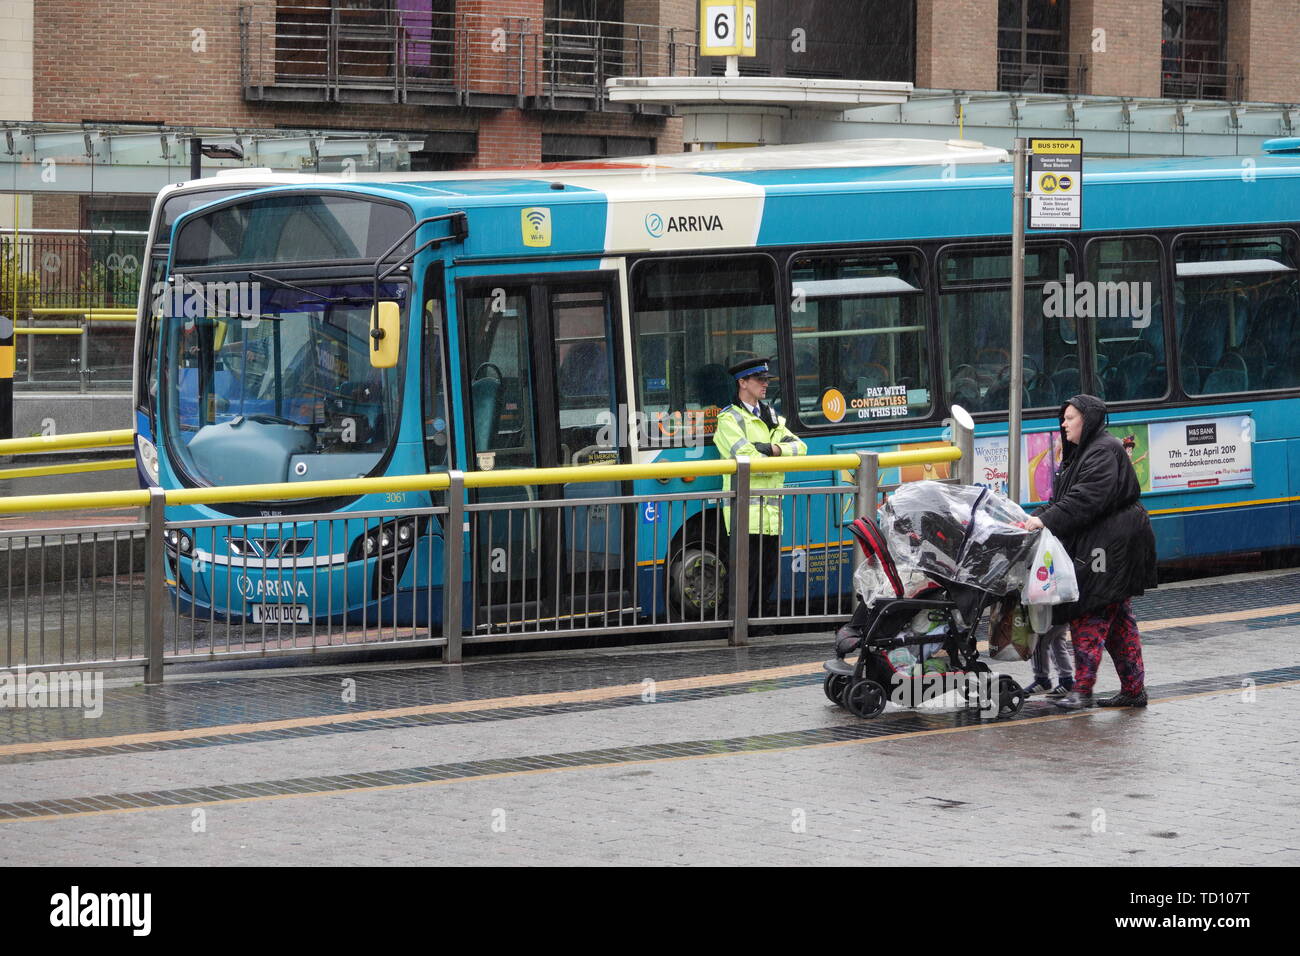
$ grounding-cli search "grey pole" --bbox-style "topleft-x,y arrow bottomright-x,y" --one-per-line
442,471 -> 464,664
856,451 -> 879,517
1008,137 -> 1027,502
729,457 -> 750,647
948,406 -> 976,485
142,486 -> 166,684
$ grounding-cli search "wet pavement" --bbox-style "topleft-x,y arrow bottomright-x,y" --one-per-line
0,568 -> 1297,865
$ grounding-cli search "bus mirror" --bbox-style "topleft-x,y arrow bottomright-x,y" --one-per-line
370,301 -> 400,369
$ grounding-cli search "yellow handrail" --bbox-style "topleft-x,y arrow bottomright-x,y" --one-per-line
15,328 -> 84,335
0,428 -> 135,456
0,458 -> 136,481
29,308 -> 135,315
0,446 -> 964,516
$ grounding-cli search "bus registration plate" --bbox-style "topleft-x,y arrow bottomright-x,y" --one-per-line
251,604 -> 310,624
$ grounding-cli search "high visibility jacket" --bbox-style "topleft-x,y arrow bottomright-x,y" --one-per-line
713,403 -> 807,535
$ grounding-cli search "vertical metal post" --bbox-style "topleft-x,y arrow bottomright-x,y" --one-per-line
1,192 -> 16,439
728,457 -> 750,647
142,486 -> 166,684
79,315 -> 90,390
856,451 -> 879,517
952,413 -> 975,485
442,471 -> 464,664
1008,136 -> 1027,503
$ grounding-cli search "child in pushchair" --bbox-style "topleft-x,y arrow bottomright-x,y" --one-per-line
823,481 -> 1040,720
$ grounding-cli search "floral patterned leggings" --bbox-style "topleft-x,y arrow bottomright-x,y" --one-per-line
1069,599 -> 1146,696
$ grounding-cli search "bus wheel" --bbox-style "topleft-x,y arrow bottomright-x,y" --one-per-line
668,544 -> 727,619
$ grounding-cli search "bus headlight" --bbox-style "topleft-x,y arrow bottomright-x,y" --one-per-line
138,436 -> 160,483
349,519 -> 421,562
164,530 -> 194,556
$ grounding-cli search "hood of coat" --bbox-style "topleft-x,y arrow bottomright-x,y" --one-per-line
1059,393 -> 1109,456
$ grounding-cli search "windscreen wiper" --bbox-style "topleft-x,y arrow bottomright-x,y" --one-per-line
248,272 -> 349,304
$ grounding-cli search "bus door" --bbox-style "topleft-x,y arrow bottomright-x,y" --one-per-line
460,273 -> 630,629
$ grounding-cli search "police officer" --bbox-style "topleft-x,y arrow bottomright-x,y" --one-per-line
713,357 -> 807,622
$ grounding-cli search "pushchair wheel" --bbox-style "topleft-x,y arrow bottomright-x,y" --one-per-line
843,678 -> 888,719
996,675 -> 1026,718
823,673 -> 850,705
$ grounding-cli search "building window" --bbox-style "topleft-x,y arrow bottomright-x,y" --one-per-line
997,0 -> 1073,94
1162,1 -> 1236,100
544,0 -> 626,88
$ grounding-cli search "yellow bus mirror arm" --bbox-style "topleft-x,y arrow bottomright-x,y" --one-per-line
370,301 -> 401,369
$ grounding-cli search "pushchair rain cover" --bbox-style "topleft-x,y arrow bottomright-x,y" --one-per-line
855,481 -> 1039,607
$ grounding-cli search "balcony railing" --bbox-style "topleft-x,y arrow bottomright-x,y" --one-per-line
1162,57 -> 1243,101
238,4 -> 692,111
997,48 -> 1087,95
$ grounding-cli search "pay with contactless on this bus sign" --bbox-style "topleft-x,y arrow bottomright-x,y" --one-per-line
1028,137 -> 1082,230
700,0 -> 757,57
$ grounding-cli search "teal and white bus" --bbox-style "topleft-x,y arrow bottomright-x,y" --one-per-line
133,138 -> 1300,630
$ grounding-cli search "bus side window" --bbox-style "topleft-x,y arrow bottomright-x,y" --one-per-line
788,250 -> 932,427
1085,236 -> 1168,403
1174,231 -> 1300,395
630,255 -> 779,448
938,243 -> 1076,412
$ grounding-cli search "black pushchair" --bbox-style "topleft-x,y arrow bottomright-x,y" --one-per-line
823,482 -> 1038,720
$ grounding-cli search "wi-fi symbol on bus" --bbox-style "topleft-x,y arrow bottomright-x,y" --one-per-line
521,207 -> 552,247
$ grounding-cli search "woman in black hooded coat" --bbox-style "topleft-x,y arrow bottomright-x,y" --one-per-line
1025,394 -> 1157,709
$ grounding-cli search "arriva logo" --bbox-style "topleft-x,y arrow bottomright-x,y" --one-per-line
236,576 -> 309,600
644,213 -> 723,238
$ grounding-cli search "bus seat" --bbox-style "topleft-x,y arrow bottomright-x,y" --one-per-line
471,375 -> 502,451
983,377 -> 1029,412
1248,295 -> 1297,359
1263,347 -> 1300,389
1051,368 -> 1081,405
1200,352 -> 1249,395
1116,351 -> 1154,399
1238,338 -> 1267,385
950,376 -> 980,411
1180,300 -> 1230,386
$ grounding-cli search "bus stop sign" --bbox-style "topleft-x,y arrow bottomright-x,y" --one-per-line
1029,138 -> 1082,230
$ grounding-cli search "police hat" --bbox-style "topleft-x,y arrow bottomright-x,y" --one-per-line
729,357 -> 772,380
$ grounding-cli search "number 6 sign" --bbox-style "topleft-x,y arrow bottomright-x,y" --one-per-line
701,2 -> 740,56
741,0 -> 756,56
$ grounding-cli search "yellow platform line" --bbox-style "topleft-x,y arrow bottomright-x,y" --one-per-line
2,601 -> 1297,758
5,678 -> 1297,825
0,662 -> 821,757
3,598 -> 1297,761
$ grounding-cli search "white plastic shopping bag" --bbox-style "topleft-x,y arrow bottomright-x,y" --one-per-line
1021,529 -> 1079,605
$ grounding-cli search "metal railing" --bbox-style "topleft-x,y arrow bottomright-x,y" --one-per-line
0,431 -> 974,682
2,230 -> 145,391
0,429 -> 136,482
996,48 -> 1088,95
238,5 -> 693,108
1161,58 -> 1243,102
